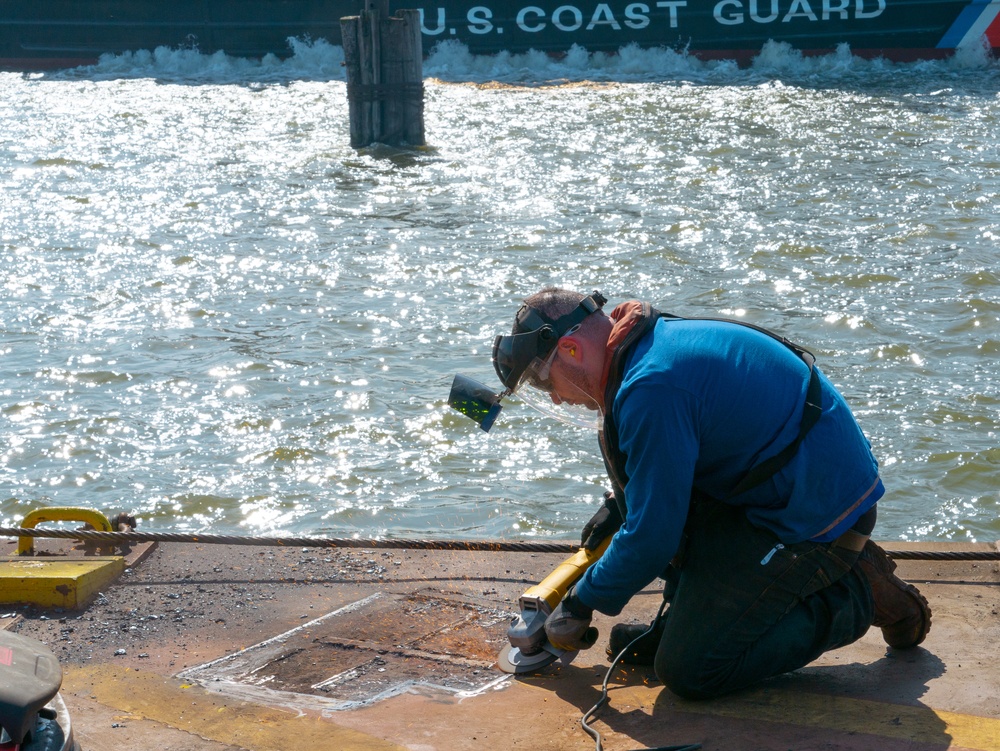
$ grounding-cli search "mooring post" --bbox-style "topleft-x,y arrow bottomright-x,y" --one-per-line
341,1 -> 425,148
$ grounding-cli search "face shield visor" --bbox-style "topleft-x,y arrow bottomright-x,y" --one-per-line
449,290 -> 607,432
509,348 -> 605,430
490,291 -> 607,430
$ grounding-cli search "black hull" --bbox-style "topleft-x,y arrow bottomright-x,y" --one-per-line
1,0 -> 998,70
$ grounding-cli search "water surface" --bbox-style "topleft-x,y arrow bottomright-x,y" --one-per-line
1,39 -> 998,543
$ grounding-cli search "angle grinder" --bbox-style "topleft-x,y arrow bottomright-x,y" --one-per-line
498,535 -> 612,674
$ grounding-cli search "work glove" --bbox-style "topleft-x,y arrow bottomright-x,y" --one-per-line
580,491 -> 623,551
544,585 -> 598,652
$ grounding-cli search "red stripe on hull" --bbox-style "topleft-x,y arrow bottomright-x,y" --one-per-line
986,13 -> 1000,46
671,46 -> 957,65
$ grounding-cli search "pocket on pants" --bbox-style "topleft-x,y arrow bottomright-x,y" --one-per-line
757,541 -> 852,603
787,543 -> 854,601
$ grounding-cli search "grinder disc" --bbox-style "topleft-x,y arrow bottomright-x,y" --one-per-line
497,643 -> 562,674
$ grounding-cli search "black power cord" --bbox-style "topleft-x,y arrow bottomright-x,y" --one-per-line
581,598 -> 701,751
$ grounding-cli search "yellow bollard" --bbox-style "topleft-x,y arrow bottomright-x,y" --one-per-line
16,507 -> 114,556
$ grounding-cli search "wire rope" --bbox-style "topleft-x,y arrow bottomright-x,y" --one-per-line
1,527 -> 998,560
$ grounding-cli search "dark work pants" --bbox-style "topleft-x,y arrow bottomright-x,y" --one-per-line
654,500 -> 875,700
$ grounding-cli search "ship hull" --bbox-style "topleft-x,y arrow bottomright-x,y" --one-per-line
1,0 -> 998,70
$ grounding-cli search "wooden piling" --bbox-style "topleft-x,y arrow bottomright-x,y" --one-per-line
342,2 -> 425,148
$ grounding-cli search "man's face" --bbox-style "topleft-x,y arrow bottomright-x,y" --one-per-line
547,354 -> 599,410
508,337 -> 605,430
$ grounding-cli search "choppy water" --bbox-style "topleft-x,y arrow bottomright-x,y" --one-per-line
2,38 -> 999,543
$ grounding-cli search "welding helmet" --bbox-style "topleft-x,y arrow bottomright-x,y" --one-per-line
491,290 -> 607,429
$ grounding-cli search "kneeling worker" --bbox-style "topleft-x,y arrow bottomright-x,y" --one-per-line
491,287 -> 931,699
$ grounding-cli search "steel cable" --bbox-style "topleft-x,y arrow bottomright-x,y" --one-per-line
0,526 -> 580,553
0,527 -> 998,560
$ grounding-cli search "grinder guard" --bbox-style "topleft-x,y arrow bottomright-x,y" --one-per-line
498,535 -> 613,674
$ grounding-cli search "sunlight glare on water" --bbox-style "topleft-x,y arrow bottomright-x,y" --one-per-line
1,38 -> 999,543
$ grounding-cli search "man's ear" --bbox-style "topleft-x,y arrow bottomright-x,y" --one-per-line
557,336 -> 581,361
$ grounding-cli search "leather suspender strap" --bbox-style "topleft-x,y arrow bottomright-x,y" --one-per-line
600,308 -> 824,506
726,362 -> 822,498
600,304 -> 661,519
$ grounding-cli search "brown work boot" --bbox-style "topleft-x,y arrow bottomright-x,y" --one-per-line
856,540 -> 932,649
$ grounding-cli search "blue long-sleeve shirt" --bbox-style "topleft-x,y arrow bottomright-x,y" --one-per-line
575,318 -> 883,616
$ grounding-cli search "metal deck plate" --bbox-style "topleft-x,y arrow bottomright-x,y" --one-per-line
179,591 -> 513,708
